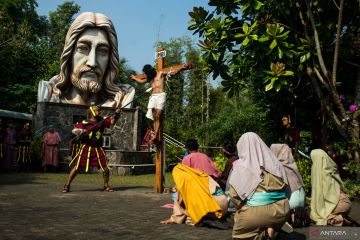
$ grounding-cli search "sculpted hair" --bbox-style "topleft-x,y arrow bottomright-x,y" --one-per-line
52,12 -> 124,101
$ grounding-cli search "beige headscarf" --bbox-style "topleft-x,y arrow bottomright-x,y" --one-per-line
310,149 -> 343,225
229,132 -> 288,200
270,144 -> 304,193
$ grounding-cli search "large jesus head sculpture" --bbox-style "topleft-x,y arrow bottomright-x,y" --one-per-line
38,12 -> 134,108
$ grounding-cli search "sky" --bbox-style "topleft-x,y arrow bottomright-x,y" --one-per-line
36,0 -> 213,74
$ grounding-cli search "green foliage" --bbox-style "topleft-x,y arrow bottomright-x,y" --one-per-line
165,145 -> 185,166
0,0 -> 80,113
295,156 -> 312,195
30,135 -> 43,170
214,152 -> 227,171
343,153 -> 360,199
195,91 -> 274,146
343,178 -> 360,200
188,0 -> 360,158
47,1 -> 80,58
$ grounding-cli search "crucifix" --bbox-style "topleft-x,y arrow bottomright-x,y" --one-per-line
131,47 -> 192,193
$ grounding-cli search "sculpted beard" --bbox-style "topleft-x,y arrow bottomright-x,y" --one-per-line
71,65 -> 103,93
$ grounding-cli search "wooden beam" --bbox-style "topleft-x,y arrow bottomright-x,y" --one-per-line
131,64 -> 192,80
155,47 -> 165,193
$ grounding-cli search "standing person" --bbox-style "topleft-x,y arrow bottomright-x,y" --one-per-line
130,64 -> 190,144
37,12 -> 135,108
310,149 -> 353,226
4,123 -> 17,171
42,127 -> 61,172
228,132 -> 290,240
217,143 -> 238,191
62,105 -> 121,193
282,115 -> 301,159
16,123 -> 33,172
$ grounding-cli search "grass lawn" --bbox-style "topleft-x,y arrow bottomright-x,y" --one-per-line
0,171 -> 175,188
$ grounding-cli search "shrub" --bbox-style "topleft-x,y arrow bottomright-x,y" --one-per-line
295,156 -> 312,196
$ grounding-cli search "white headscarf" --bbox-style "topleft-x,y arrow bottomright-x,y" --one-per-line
270,143 -> 304,192
229,132 -> 288,200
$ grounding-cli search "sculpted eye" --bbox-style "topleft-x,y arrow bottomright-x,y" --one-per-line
77,45 -> 89,52
97,46 -> 109,55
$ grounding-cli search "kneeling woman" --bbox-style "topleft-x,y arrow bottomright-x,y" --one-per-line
229,132 -> 290,240
161,164 -> 228,227
270,143 -> 306,227
310,149 -> 352,226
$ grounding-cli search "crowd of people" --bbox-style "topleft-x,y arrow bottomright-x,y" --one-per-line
160,129 -> 356,239
0,120 -> 34,172
0,10 -> 357,240
1,108 -> 357,240
0,119 -> 62,173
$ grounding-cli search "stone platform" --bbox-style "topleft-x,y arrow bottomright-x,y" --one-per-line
34,102 -> 154,175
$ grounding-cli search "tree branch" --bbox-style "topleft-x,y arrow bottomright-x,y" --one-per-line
314,67 -> 330,90
306,66 -> 349,140
331,0 -> 344,86
305,0 -> 330,79
295,1 -> 310,40
332,0 -> 340,10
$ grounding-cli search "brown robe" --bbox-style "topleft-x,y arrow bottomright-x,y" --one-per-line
230,171 -> 290,239
327,190 -> 352,226
42,131 -> 61,167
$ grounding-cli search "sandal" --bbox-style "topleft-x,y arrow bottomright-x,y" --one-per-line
104,186 -> 114,192
62,184 -> 70,193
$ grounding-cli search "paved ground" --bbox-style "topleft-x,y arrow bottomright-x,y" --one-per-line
0,175 -> 359,240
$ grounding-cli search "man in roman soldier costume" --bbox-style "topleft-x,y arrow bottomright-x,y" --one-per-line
62,105 -> 121,193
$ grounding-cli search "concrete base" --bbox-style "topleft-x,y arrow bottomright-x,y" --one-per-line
33,102 -> 154,175
107,150 -> 155,175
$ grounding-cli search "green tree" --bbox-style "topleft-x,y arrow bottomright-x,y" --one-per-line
189,0 -> 360,163
38,1 -> 80,81
0,0 -> 48,112
196,88 -> 272,146
182,41 -> 208,144
0,0 -> 80,113
155,37 -> 190,139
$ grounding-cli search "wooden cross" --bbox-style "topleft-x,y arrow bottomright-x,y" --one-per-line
132,47 -> 191,193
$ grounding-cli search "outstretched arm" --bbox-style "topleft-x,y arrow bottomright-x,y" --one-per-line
161,63 -> 192,76
131,74 -> 147,84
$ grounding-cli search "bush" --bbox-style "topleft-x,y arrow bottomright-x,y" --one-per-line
343,160 -> 360,200
165,145 -> 185,171
343,178 -> 360,200
295,156 -> 312,196
30,135 -> 43,171
214,152 -> 227,172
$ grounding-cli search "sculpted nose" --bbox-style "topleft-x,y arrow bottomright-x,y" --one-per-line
86,47 -> 97,68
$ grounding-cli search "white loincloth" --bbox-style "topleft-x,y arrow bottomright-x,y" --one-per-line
146,92 -> 166,120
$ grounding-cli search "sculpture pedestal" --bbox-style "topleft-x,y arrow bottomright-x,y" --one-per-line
34,102 -> 153,174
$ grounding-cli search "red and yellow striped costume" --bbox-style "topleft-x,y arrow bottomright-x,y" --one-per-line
69,117 -> 111,172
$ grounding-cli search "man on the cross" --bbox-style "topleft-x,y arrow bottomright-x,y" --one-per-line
131,64 -> 189,144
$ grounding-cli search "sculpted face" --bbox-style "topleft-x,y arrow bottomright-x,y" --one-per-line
71,28 -> 110,93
